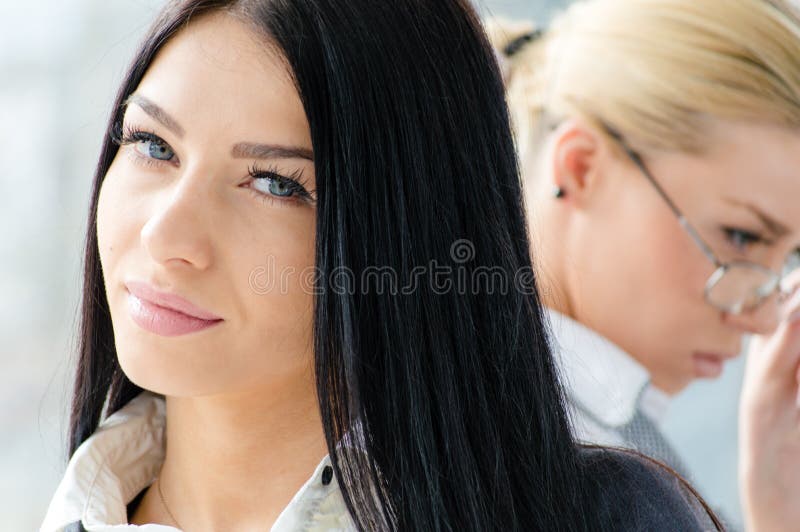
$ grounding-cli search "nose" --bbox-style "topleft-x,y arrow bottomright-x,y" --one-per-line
722,292 -> 781,336
141,172 -> 213,270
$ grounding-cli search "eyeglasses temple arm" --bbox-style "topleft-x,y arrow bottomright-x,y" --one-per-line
677,218 -> 720,266
602,124 -> 723,268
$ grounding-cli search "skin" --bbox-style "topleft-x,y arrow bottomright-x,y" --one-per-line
91,5 -> 800,528
525,117 -> 800,394
96,12 -> 324,530
739,272 -> 800,532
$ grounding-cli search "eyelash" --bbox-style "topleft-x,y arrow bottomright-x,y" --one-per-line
723,227 -> 766,251
246,164 -> 315,206
723,227 -> 800,261
111,124 -> 175,168
110,122 -> 315,205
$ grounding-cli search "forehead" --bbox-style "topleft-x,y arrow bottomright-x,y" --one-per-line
691,120 -> 800,234
130,11 -> 310,148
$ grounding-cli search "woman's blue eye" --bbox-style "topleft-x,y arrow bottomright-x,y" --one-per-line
111,125 -> 175,163
134,138 -> 174,161
724,228 -> 763,251
253,176 -> 296,197
247,165 -> 313,203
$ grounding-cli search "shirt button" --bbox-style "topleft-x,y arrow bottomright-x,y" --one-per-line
321,465 -> 333,486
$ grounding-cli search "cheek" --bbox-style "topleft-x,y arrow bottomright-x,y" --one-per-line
633,214 -> 703,297
96,177 -> 114,266
227,212 -> 318,375
607,190 -> 707,301
97,156 -> 142,266
96,167 -> 135,294
575,198 -> 711,344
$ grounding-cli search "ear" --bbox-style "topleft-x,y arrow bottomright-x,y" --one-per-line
549,118 -> 606,207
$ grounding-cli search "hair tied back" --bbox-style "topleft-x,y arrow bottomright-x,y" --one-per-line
503,28 -> 544,57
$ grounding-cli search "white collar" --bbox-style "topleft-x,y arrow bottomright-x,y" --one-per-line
545,308 -> 659,428
41,391 -> 355,532
638,383 -> 671,425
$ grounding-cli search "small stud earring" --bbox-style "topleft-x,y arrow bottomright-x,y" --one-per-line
553,186 -> 566,199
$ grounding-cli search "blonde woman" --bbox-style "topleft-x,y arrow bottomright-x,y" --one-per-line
489,0 -> 800,529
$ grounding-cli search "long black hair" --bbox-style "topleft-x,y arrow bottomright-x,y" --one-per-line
67,1 -> 718,530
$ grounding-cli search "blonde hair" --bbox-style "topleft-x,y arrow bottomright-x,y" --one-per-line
486,0 -> 800,160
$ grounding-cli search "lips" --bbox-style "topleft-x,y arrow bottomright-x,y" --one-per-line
125,281 -> 222,320
691,351 -> 736,379
124,281 -> 223,337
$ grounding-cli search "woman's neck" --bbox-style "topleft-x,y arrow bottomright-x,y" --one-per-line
533,236 -> 576,320
132,372 -> 328,530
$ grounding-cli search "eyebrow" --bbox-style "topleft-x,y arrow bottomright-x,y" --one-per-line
232,142 -> 314,162
124,93 -> 314,162
126,94 -> 185,138
725,197 -> 790,238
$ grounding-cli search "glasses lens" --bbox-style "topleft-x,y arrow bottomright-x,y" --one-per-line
706,264 -> 778,313
780,252 -> 800,293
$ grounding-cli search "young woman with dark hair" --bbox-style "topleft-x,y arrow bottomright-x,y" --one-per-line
42,1 -> 719,530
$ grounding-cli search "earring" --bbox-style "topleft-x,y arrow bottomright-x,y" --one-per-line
553,186 -> 566,199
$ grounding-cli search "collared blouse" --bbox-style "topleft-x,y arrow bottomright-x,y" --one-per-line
546,308 -> 671,444
40,391 -> 356,532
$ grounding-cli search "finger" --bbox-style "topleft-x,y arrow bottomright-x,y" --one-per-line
780,270 -> 800,319
796,363 -> 800,408
745,271 -> 800,378
784,286 -> 800,322
758,311 -> 800,379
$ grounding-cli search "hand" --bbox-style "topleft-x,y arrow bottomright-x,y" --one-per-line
739,277 -> 800,532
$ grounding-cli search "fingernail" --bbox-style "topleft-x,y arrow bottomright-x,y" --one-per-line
782,291 -> 800,322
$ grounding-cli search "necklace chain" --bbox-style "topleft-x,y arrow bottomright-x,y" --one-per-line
156,476 -> 183,529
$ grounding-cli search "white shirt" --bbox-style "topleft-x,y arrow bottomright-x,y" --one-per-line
40,391 -> 356,532
545,309 -> 671,445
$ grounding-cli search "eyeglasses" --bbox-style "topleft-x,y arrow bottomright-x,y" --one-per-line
599,121 -> 798,315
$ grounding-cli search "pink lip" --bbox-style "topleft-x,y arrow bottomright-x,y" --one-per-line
692,351 -> 736,379
125,281 -> 223,337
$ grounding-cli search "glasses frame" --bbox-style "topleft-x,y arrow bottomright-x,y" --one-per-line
598,121 -> 794,315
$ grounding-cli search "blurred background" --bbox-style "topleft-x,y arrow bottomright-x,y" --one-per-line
1,0 -> 742,528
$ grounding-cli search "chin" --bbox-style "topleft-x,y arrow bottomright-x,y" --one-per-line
116,349 -> 205,397
651,370 -> 694,395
